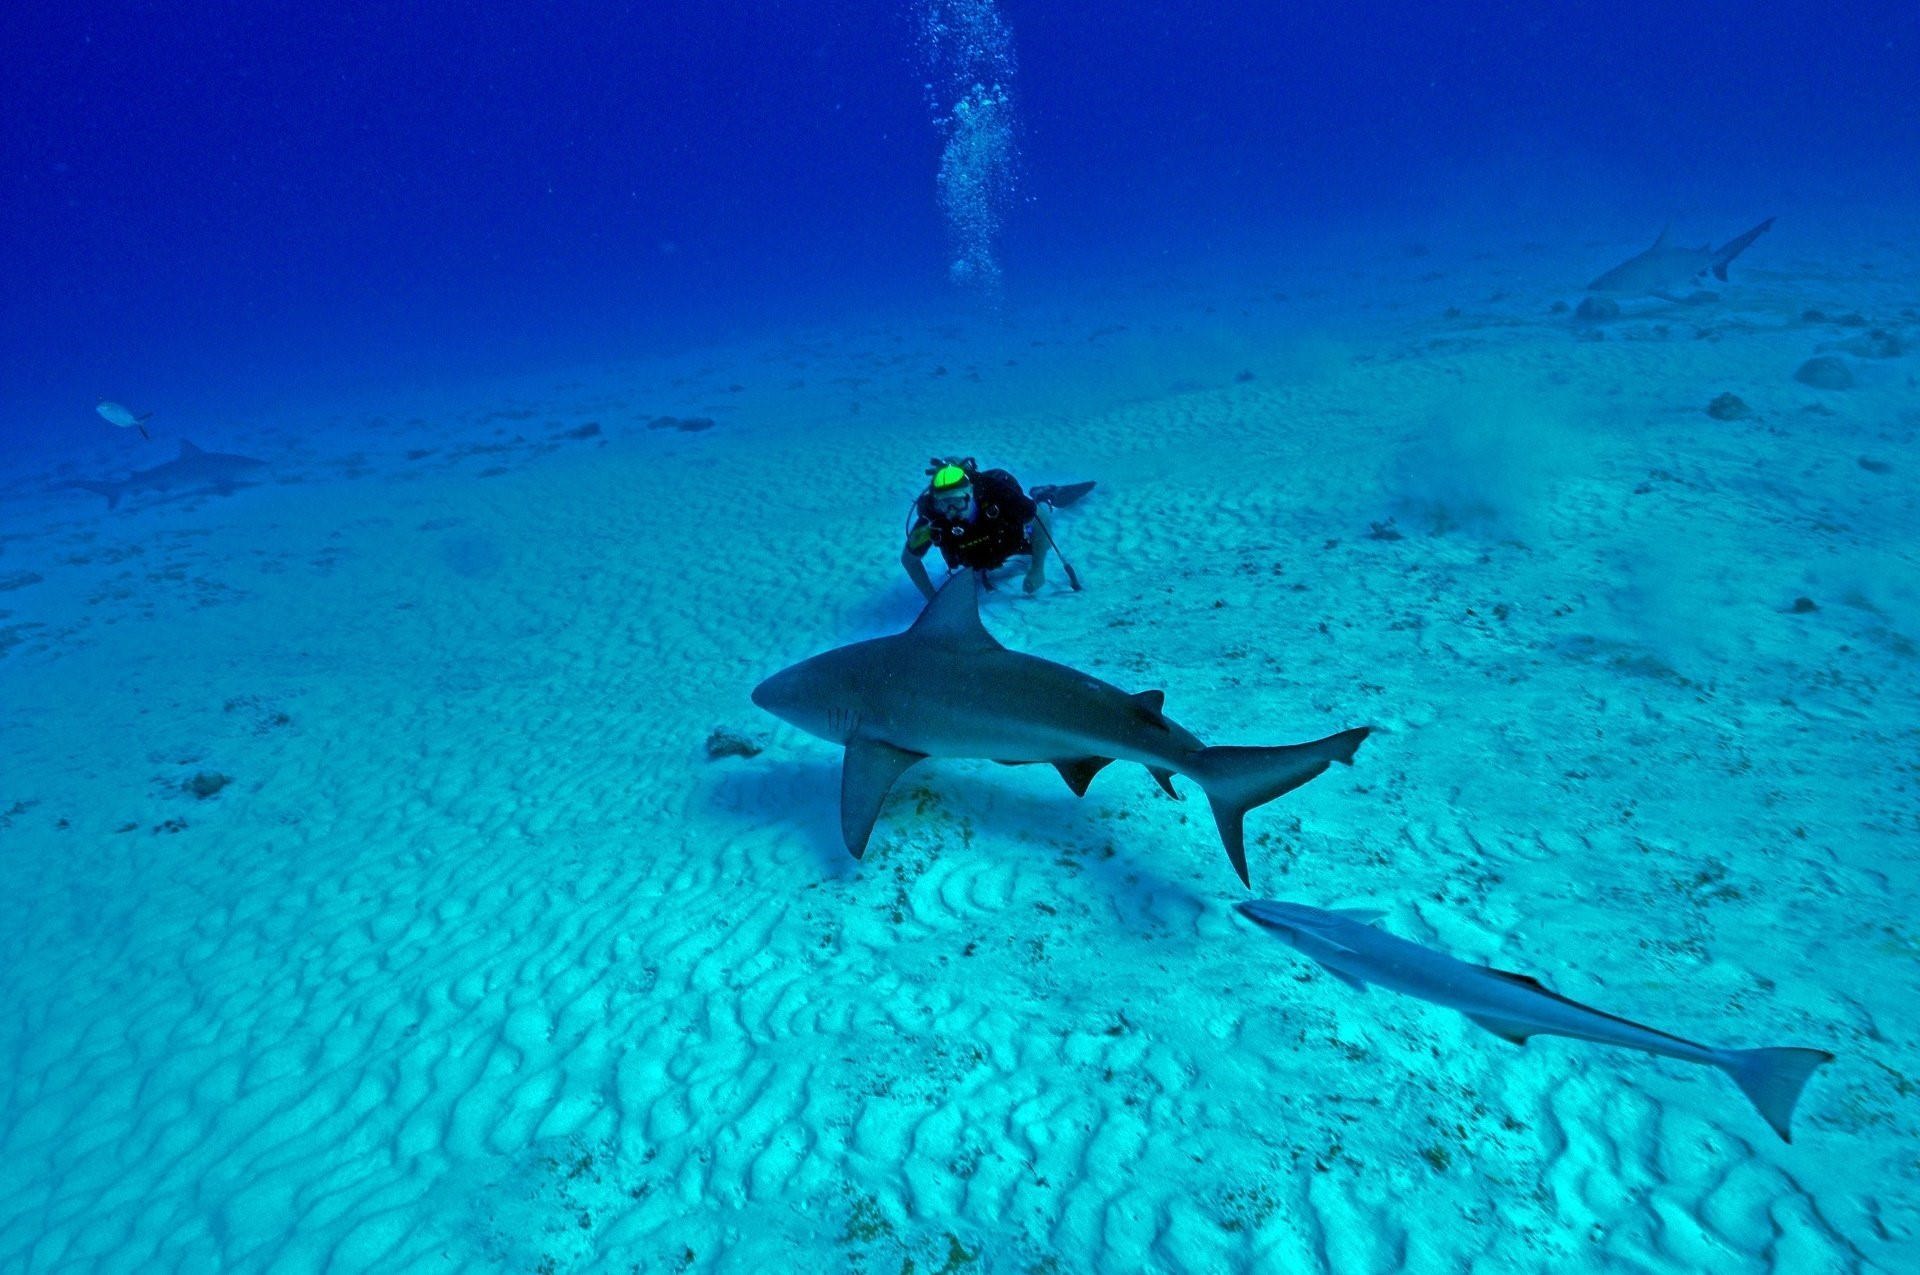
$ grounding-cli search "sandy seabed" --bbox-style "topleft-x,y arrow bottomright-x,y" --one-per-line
2,226 -> 1917,1273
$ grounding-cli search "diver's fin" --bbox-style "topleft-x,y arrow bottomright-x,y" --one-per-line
1031,480 -> 1096,509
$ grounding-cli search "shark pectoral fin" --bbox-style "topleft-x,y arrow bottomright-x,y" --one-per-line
1149,767 -> 1180,799
1319,963 -> 1369,994
1053,757 -> 1113,797
840,739 -> 925,859
1466,1014 -> 1536,1046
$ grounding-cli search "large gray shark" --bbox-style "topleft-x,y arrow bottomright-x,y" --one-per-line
1237,900 -> 1834,1142
60,439 -> 267,509
1586,217 -> 1775,298
751,571 -> 1370,885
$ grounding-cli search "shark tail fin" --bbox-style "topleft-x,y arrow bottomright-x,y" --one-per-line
60,480 -> 123,509
1190,727 -> 1370,887
1710,217 -> 1775,281
1719,1046 -> 1833,1143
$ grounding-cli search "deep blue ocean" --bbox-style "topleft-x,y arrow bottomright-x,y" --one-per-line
4,1 -> 1914,449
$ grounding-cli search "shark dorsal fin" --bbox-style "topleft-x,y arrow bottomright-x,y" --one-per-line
907,571 -> 999,649
178,440 -> 204,457
1329,907 -> 1385,926
1651,223 -> 1671,249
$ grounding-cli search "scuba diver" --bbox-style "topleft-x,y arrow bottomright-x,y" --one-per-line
901,456 -> 1095,600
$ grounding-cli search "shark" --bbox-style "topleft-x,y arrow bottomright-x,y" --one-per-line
1585,217 -> 1775,298
59,439 -> 267,509
1236,899 -> 1834,1142
751,570 -> 1370,885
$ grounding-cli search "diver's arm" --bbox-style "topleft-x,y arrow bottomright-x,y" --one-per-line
1023,505 -> 1052,593
902,544 -> 938,601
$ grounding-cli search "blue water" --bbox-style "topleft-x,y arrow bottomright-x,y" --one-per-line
5,0 -> 1913,447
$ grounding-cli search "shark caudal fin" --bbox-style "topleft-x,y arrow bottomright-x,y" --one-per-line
1719,1046 -> 1833,1143
1189,726 -> 1370,887
1710,217 -> 1775,281
59,480 -> 124,509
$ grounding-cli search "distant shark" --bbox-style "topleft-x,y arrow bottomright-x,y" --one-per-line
752,570 -> 1370,885
1586,217 -> 1775,298
1237,900 -> 1834,1142
59,439 -> 267,509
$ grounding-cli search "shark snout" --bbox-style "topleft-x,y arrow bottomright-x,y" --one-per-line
750,659 -> 856,744
749,674 -> 784,714
750,666 -> 806,724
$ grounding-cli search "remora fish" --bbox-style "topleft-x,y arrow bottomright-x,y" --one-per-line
752,571 -> 1369,884
96,399 -> 154,439
1237,899 -> 1834,1142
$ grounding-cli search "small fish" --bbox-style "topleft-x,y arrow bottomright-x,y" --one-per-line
96,399 -> 154,439
1237,899 -> 1835,1142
